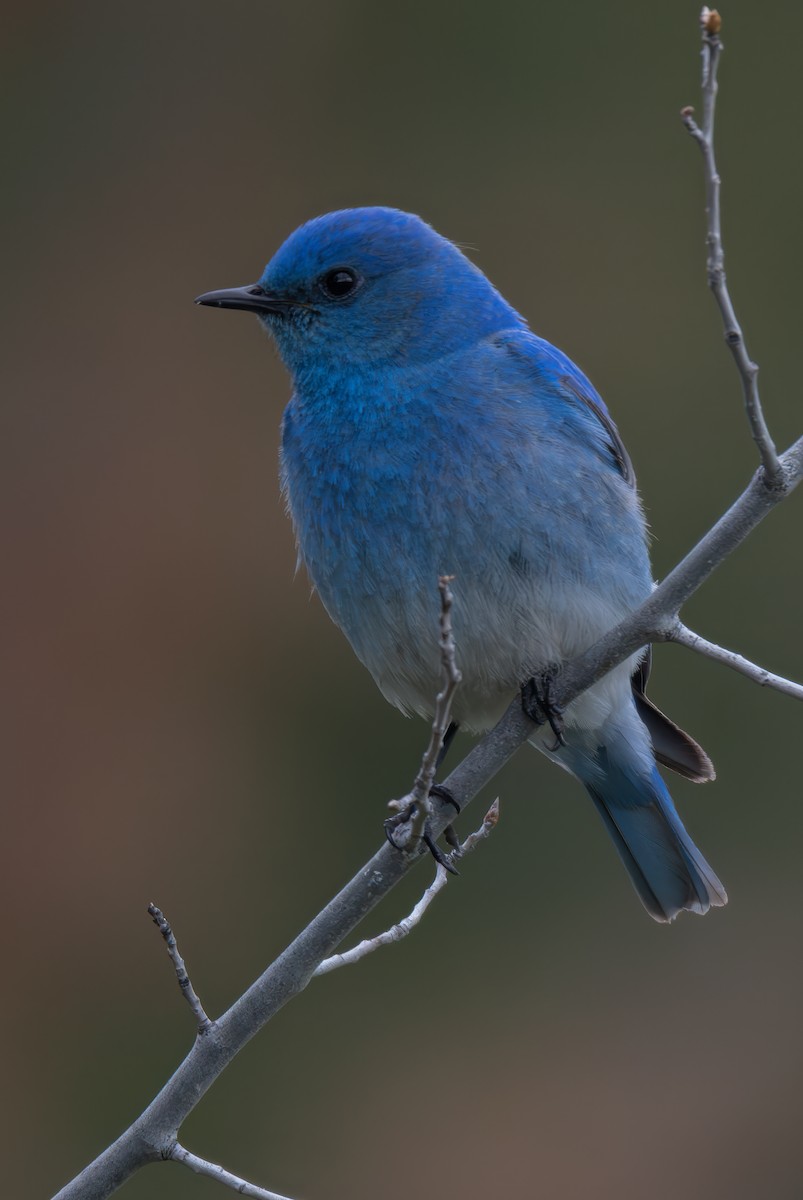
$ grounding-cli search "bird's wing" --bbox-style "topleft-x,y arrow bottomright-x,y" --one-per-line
495,328 -> 636,487
631,652 -> 716,782
495,329 -> 715,781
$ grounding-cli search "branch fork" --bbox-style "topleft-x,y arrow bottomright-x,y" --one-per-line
316,800 -> 499,977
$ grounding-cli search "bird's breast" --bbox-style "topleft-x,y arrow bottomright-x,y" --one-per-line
279,372 -> 651,728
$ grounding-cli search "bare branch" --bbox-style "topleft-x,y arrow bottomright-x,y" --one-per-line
669,622 -> 803,700
314,800 -> 499,977
170,1144 -> 297,1200
681,7 -> 783,486
148,904 -> 213,1033
49,424 -> 803,1200
315,863 -> 449,975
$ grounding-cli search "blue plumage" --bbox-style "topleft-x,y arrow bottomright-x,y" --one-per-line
197,206 -> 726,922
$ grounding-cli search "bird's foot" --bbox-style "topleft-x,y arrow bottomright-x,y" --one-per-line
384,785 -> 462,873
521,669 -> 566,751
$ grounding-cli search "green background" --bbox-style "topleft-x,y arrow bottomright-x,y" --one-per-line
4,3 -> 802,1197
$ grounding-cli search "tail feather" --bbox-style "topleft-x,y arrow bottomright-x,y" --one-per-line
557,716 -> 727,923
585,773 -> 727,922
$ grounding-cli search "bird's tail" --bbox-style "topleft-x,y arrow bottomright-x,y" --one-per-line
562,720 -> 727,923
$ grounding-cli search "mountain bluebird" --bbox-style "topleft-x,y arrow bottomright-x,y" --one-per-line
197,206 -> 726,923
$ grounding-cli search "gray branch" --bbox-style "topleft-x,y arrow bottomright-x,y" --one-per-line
170,1144 -> 298,1200
148,904 -> 213,1033
398,573 -> 462,846
670,623 -> 803,700
48,449 -> 803,1200
314,799 -> 499,977
681,7 -> 784,486
50,12 -> 803,1200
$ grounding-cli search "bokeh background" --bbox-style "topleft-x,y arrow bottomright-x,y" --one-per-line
4,3 -> 803,1197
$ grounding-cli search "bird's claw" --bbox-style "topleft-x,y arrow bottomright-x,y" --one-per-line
521,670 -> 566,751
429,783 -> 461,849
384,787 -> 462,873
383,809 -> 408,850
422,830 -> 459,873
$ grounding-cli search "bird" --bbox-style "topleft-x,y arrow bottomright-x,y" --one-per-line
196,205 -> 727,923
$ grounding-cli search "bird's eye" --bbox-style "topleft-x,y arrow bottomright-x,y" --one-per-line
320,267 -> 360,299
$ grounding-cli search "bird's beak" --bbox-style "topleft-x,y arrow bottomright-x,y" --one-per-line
194,283 -> 292,315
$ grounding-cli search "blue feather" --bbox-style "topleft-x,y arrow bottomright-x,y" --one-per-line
558,709 -> 727,922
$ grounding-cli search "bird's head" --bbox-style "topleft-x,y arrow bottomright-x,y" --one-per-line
196,207 -> 521,374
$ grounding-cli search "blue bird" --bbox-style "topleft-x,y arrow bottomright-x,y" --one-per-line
197,206 -> 727,923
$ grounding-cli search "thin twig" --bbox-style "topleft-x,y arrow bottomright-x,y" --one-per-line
670,622 -> 803,699
170,1144 -> 297,1200
315,800 -> 499,976
148,904 -> 213,1033
681,7 -> 783,487
392,574 -> 462,847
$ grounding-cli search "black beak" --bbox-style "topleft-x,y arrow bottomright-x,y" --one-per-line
194,283 -> 292,315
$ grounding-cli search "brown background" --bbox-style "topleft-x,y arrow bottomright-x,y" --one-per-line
3,3 -> 803,1198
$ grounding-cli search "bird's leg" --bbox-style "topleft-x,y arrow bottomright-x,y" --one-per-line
436,720 -> 460,769
430,782 -> 462,850
521,669 -> 566,751
433,721 -> 461,847
384,723 -> 462,869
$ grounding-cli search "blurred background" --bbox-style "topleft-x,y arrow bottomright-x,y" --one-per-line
3,2 -> 803,1197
